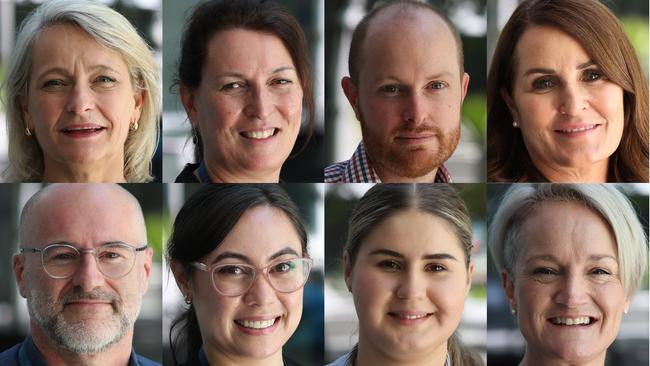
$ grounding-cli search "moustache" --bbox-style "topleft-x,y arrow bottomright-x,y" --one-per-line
59,287 -> 121,312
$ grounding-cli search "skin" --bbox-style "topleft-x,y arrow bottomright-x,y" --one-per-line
501,201 -> 629,366
344,209 -> 473,365
180,29 -> 304,183
172,205 -> 305,366
12,184 -> 153,366
503,25 -> 625,182
21,24 -> 144,183
342,7 -> 469,182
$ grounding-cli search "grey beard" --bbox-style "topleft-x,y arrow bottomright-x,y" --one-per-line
27,287 -> 139,354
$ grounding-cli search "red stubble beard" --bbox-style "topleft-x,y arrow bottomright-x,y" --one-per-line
361,120 -> 460,179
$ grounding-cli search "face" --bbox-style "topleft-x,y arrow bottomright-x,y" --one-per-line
505,25 -> 625,177
181,29 -> 303,181
345,209 -> 472,361
13,185 -> 152,354
22,24 -> 144,173
502,201 -> 628,364
343,10 -> 469,180
178,205 -> 305,361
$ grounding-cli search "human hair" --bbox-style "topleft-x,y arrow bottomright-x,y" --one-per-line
176,0 -> 314,163
487,0 -> 649,182
347,0 -> 464,85
344,184 -> 481,366
488,184 -> 648,298
1,0 -> 161,182
166,184 -> 308,364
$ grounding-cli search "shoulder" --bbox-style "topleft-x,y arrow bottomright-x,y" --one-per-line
324,161 -> 348,183
175,163 -> 200,183
0,341 -> 23,366
135,353 -> 162,366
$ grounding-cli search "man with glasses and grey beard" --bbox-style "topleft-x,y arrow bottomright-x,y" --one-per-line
0,184 -> 159,366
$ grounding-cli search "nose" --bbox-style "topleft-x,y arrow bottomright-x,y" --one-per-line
559,83 -> 588,116
554,273 -> 589,307
402,93 -> 426,126
65,82 -> 94,115
395,269 -> 427,300
243,272 -> 277,306
244,85 -> 273,120
71,253 -> 105,292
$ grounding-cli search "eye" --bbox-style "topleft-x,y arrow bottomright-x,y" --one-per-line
378,260 -> 402,272
220,82 -> 245,92
590,268 -> 611,276
99,251 -> 123,260
271,78 -> 293,86
379,85 -> 401,95
427,81 -> 448,90
42,79 -> 66,89
583,70 -> 603,82
95,75 -> 116,84
271,261 -> 296,274
425,263 -> 446,272
216,265 -> 250,276
532,77 -> 555,90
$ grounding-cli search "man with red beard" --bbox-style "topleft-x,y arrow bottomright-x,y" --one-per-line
325,0 -> 469,183
1,184 -> 158,366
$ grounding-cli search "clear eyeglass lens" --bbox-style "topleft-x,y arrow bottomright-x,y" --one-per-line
212,258 -> 310,296
42,244 -> 136,279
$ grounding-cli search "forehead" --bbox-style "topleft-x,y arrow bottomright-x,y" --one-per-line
514,25 -> 590,72
25,186 -> 145,246
518,201 -> 617,261
359,8 -> 460,82
360,209 -> 465,258
206,205 -> 303,264
204,28 -> 296,75
30,23 -> 130,76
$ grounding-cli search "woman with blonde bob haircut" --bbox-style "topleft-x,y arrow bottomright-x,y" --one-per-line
330,184 -> 482,366
2,0 -> 160,182
489,184 -> 648,365
487,0 -> 648,182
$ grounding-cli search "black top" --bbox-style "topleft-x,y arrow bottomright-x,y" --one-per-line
175,163 -> 200,183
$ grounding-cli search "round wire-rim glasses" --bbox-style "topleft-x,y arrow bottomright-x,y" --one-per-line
20,242 -> 149,279
191,257 -> 313,297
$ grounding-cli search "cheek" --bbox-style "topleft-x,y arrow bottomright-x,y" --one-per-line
282,291 -> 304,325
518,96 -> 552,129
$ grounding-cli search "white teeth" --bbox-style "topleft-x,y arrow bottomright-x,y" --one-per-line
236,318 -> 276,329
559,125 -> 597,133
242,129 -> 275,139
395,313 -> 428,320
551,316 -> 591,325
64,127 -> 102,132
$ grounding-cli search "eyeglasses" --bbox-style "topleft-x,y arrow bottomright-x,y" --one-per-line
20,243 -> 148,279
191,257 -> 313,297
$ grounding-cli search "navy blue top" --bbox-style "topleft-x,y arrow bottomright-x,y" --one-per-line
0,336 -> 160,366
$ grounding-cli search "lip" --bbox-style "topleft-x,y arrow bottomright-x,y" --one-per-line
394,133 -> 436,144
60,123 -> 107,138
554,123 -> 601,137
234,315 -> 281,335
547,315 -> 599,328
239,127 -> 280,142
387,310 -> 433,325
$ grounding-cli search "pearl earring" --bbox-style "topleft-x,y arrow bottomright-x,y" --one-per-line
512,121 -> 519,128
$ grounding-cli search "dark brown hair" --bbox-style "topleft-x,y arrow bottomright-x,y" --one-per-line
176,0 -> 314,163
166,184 -> 308,364
347,0 -> 464,85
487,0 -> 649,182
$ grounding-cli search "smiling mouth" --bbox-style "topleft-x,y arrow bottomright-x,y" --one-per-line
240,128 -> 278,140
555,124 -> 599,134
234,317 -> 280,329
388,312 -> 432,320
61,126 -> 106,134
549,316 -> 595,326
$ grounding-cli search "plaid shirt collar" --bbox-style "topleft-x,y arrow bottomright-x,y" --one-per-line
324,142 -> 452,183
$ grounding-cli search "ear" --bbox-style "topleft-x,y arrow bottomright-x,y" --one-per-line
171,260 -> 193,298
460,72 -> 470,103
179,84 -> 199,128
501,268 -> 516,310
341,76 -> 362,122
20,95 -> 33,131
13,254 -> 27,298
343,253 -> 353,292
139,247 -> 153,295
465,260 -> 475,296
501,87 -> 520,123
130,88 -> 145,127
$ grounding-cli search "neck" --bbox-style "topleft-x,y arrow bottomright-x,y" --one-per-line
30,323 -> 134,366
204,346 -> 284,366
520,347 -> 606,366
197,158 -> 281,183
531,158 -> 608,183
356,334 -> 447,366
372,162 -> 438,183
42,158 -> 126,183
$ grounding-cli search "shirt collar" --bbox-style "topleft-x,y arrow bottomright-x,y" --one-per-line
19,335 -> 141,366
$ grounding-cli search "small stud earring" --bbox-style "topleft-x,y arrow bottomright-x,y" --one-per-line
25,127 -> 32,136
184,296 -> 192,305
512,121 -> 519,128
510,306 -> 517,315
130,121 -> 139,132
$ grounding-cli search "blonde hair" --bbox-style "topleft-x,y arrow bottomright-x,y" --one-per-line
2,0 -> 160,182
489,184 -> 648,298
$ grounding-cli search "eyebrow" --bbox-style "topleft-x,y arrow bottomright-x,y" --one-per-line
217,66 -> 296,80
523,61 -> 596,77
211,246 -> 300,264
36,65 -> 122,81
368,248 -> 458,261
525,253 -> 617,264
